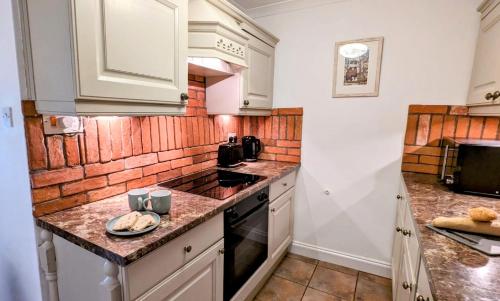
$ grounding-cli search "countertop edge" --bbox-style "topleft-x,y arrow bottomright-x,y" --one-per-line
35,163 -> 300,266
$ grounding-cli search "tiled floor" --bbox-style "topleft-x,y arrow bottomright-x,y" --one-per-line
254,253 -> 392,301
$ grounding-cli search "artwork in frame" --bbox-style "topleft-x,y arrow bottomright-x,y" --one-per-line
332,37 -> 384,97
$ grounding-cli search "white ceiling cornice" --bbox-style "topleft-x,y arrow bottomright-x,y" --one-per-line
229,0 -> 350,19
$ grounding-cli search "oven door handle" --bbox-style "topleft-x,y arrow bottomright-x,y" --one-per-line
228,202 -> 268,230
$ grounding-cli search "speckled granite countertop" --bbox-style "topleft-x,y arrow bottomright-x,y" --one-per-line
403,172 -> 500,301
36,161 -> 299,266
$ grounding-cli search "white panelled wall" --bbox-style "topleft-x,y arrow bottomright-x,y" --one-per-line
0,0 -> 42,300
250,0 -> 480,276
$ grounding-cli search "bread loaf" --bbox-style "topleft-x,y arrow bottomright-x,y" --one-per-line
468,207 -> 497,222
432,216 -> 500,237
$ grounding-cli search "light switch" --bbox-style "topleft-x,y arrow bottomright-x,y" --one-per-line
1,107 -> 13,128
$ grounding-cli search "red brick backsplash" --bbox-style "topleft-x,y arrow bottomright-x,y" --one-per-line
402,105 -> 500,175
23,76 -> 303,216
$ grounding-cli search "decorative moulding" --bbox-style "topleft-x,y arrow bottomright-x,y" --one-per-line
232,0 -> 350,19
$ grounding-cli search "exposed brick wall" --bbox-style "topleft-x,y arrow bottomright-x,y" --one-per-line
23,76 -> 303,216
402,105 -> 500,175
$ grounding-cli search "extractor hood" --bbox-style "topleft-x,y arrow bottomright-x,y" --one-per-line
188,0 -> 249,76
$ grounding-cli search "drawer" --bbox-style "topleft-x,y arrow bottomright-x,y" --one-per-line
124,213 -> 224,300
270,171 -> 296,201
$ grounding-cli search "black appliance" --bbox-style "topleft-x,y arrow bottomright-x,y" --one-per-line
242,136 -> 262,162
441,138 -> 500,197
224,187 -> 269,301
157,169 -> 265,200
217,136 -> 244,167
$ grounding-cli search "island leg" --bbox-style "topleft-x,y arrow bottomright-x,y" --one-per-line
38,229 -> 59,301
100,260 -> 122,301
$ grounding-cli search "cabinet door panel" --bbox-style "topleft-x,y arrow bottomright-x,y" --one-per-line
74,0 -> 187,103
416,260 -> 434,301
468,3 -> 500,106
137,239 -> 224,301
242,35 -> 274,109
269,188 -> 294,259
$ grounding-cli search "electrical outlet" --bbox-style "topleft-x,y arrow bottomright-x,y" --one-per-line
1,107 -> 13,128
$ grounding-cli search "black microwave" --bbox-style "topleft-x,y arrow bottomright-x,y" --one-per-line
442,138 -> 500,197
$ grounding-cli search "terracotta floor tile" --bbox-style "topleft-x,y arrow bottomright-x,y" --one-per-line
274,257 -> 316,285
358,272 -> 391,287
354,274 -> 392,301
255,276 -> 306,301
309,266 -> 357,300
302,288 -> 343,301
318,261 -> 359,276
287,252 -> 319,265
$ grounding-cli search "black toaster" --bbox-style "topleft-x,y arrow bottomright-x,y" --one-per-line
217,136 -> 244,168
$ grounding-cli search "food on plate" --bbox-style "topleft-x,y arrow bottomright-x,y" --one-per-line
112,211 -> 142,231
130,214 -> 156,231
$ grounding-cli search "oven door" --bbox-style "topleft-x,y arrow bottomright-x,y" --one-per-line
224,202 -> 268,301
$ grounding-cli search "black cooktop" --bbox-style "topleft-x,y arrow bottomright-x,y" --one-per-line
157,169 -> 266,200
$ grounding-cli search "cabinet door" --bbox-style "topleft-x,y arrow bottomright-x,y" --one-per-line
242,34 -> 275,110
395,248 -> 415,301
467,3 -> 500,106
137,239 -> 224,301
415,260 -> 434,301
391,192 -> 405,297
73,0 -> 188,104
269,188 -> 294,260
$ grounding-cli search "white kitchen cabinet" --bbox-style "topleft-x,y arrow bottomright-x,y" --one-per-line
391,192 -> 405,297
20,0 -> 188,116
241,34 -> 275,110
467,0 -> 500,115
136,239 -> 224,301
269,187 -> 294,260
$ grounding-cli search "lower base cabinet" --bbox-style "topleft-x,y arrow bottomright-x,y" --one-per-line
269,188 -> 294,261
137,239 -> 224,301
392,176 -> 434,301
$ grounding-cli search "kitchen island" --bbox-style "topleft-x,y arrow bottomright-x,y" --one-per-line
400,173 -> 500,301
36,161 -> 299,301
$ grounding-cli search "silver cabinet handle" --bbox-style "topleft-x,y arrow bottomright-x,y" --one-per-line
184,245 -> 192,253
402,229 -> 412,237
218,249 -> 225,255
396,226 -> 402,232
282,182 -> 288,187
180,93 -> 189,102
416,296 -> 428,301
271,208 -> 276,213
243,99 -> 250,106
396,194 -> 402,200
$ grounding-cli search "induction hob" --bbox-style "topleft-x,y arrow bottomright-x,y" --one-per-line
157,169 -> 266,200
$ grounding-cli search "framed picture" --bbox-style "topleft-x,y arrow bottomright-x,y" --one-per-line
332,37 -> 384,97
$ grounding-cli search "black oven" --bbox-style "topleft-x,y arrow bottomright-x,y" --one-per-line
224,187 -> 269,301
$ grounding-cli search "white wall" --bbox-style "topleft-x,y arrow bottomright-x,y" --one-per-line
255,0 -> 480,276
0,0 -> 42,300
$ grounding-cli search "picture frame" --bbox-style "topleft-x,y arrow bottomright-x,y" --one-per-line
332,37 -> 384,98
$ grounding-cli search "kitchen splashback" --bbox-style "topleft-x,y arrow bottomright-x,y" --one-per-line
23,75 -> 302,216
403,105 -> 500,175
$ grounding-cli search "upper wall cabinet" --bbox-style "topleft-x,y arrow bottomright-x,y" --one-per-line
190,0 -> 279,116
242,33 -> 275,110
467,0 -> 500,116
20,0 -> 188,116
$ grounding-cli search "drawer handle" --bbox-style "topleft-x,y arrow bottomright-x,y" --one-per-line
402,281 -> 412,290
282,182 -> 288,187
416,296 -> 429,301
184,245 -> 192,253
396,226 -> 402,232
396,194 -> 402,200
271,208 -> 276,213
219,248 -> 225,255
402,229 -> 412,237
180,92 -> 189,102
486,92 -> 494,100
494,91 -> 500,101
244,99 -> 250,106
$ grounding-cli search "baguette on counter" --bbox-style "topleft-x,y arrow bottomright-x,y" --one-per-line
432,217 -> 500,237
